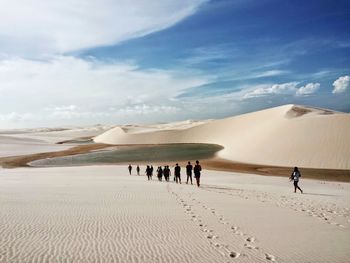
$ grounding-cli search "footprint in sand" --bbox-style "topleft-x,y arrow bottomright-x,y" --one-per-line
231,226 -> 238,231
229,251 -> 240,258
244,244 -> 254,249
246,237 -> 255,242
265,254 -> 276,261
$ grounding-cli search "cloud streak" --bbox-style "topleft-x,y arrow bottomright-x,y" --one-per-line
0,0 -> 205,56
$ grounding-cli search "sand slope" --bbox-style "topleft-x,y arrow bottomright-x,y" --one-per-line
94,105 -> 350,169
3,125 -> 114,144
0,135 -> 70,157
0,125 -> 113,157
0,166 -> 349,263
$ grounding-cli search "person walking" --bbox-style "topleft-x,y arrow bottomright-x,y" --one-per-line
136,165 -> 140,176
150,165 -> 154,180
194,160 -> 202,187
157,166 -> 163,181
146,165 -> 152,181
128,164 -> 132,175
163,166 -> 169,182
186,161 -> 193,184
174,163 -> 181,184
168,166 -> 171,182
290,167 -> 303,193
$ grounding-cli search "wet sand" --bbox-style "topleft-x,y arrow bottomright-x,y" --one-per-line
1,143 -> 349,182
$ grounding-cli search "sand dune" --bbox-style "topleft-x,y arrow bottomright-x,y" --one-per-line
3,125 -> 114,144
0,135 -> 70,157
120,120 -> 207,134
94,104 -> 350,169
0,125 -> 114,157
0,126 -> 98,144
0,166 -> 349,262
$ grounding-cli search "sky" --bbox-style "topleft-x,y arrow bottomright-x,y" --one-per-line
0,0 -> 349,128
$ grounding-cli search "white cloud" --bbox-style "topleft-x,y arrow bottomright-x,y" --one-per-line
117,104 -> 179,115
252,70 -> 289,78
0,56 -> 208,127
0,0 -> 205,56
243,82 -> 322,99
296,82 -> 320,96
332,75 -> 350,94
243,82 -> 298,99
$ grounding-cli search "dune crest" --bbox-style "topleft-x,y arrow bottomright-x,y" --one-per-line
94,104 -> 350,169
285,104 -> 338,118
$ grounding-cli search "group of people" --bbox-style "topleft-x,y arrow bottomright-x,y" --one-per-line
128,164 -> 141,175
128,163 -> 303,192
128,161 -> 202,187
155,166 -> 171,182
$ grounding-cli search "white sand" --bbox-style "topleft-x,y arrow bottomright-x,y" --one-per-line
0,135 -> 70,157
0,125 -> 113,157
0,165 -> 349,263
2,125 -> 114,144
94,104 -> 350,169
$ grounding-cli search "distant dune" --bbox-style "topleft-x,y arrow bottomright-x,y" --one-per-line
94,104 -> 350,169
0,125 -> 114,157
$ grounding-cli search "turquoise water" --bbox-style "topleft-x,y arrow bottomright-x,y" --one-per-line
31,143 -> 223,167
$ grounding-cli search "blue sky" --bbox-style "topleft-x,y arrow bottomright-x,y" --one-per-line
0,0 -> 349,127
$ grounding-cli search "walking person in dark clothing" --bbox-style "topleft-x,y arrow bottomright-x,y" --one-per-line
163,166 -> 167,181
290,167 -> 303,193
150,165 -> 154,180
186,161 -> 193,184
128,164 -> 132,175
163,166 -> 170,182
194,160 -> 202,187
146,165 -> 152,181
157,166 -> 163,181
174,163 -> 181,184
136,165 -> 140,176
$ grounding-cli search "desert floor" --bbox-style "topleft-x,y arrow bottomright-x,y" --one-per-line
0,165 -> 349,263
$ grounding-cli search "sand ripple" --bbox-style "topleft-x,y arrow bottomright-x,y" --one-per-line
0,168 -> 220,263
